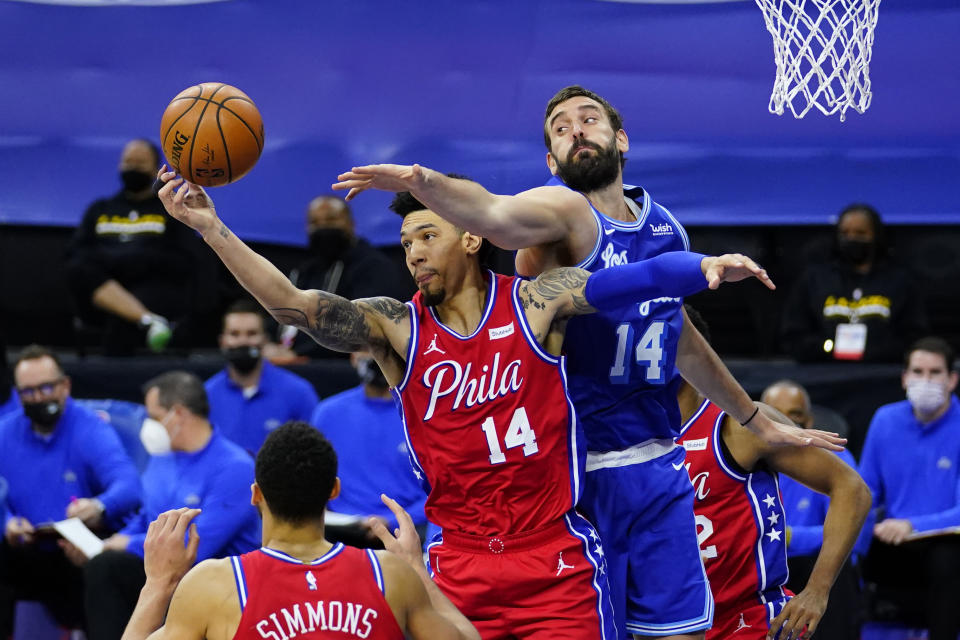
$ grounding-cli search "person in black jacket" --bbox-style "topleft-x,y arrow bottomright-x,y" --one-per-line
65,139 -> 199,355
780,203 -> 928,362
273,195 -> 413,359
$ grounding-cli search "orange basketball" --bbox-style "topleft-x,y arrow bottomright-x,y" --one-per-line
160,82 -> 264,187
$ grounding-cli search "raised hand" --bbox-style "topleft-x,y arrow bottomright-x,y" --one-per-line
142,507 -> 201,588
701,253 -> 775,291
332,164 -> 428,201
749,411 -> 846,452
368,494 -> 424,572
156,166 -> 219,236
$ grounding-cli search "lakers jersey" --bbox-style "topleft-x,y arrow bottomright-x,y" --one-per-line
393,272 -> 583,536
229,544 -> 403,639
559,184 -> 691,451
676,399 -> 791,628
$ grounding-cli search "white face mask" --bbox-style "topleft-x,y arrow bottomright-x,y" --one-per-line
140,413 -> 173,456
905,379 -> 948,417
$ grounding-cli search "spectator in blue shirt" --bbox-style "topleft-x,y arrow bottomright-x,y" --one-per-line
310,351 -> 427,547
762,379 -> 871,640
81,370 -> 259,640
860,337 -> 960,640
206,299 -> 319,455
0,345 -> 140,636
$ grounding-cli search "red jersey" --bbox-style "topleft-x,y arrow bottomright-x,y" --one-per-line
229,543 -> 403,640
675,400 -> 791,634
394,272 -> 583,536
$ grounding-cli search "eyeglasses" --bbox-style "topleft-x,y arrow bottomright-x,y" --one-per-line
16,377 -> 65,400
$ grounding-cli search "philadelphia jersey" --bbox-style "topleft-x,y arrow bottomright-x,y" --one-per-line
561,184 -> 691,451
676,400 -> 791,636
229,544 -> 403,639
393,271 -> 583,536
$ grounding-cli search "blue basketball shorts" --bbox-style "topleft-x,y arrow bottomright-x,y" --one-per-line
580,442 -> 713,638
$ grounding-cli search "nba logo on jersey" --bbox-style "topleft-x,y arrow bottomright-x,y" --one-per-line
305,570 -> 317,591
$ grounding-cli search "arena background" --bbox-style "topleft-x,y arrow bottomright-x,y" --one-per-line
0,0 -> 958,455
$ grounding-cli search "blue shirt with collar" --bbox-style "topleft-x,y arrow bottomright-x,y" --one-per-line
205,361 -> 319,455
0,397 -> 140,531
310,385 -> 427,528
120,431 -> 259,559
779,447 -> 874,559
859,395 -> 960,533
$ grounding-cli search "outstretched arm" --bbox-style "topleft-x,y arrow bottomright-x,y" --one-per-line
677,308 -> 846,452
333,163 -> 589,250
156,170 -> 408,363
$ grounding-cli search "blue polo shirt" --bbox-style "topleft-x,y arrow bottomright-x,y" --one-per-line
310,385 -> 426,528
859,396 -> 960,533
120,431 -> 259,559
0,397 -> 140,531
206,361 -> 319,455
779,447 -> 873,559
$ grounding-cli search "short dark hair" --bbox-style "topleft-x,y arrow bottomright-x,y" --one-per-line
683,305 -> 712,346
904,336 -> 956,372
255,421 -> 338,524
543,85 -> 624,149
130,138 -> 162,169
14,345 -> 64,376
143,371 -> 209,418
389,173 -> 494,267
223,298 -> 266,331
836,203 -> 887,260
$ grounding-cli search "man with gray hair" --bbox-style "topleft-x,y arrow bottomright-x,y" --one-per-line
80,370 -> 259,640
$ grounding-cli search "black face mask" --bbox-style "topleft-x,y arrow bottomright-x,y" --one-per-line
837,238 -> 874,265
120,169 -> 155,193
308,228 -> 351,259
23,401 -> 63,429
356,357 -> 389,389
223,346 -> 262,374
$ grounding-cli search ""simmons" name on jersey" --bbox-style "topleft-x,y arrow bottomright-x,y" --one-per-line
255,600 -> 379,640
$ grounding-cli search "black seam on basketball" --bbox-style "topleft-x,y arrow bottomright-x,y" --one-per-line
219,97 -> 263,152
188,84 -> 226,185
162,95 -> 201,161
215,104 -> 233,184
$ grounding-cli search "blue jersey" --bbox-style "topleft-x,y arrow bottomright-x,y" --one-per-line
561,185 -> 691,451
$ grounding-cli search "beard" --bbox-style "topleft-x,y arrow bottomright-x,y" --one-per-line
553,137 -> 622,193
421,286 -> 447,307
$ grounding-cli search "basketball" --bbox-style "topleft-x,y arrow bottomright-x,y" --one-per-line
160,82 -> 264,187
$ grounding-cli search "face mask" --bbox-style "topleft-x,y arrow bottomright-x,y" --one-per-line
308,228 -> 351,258
223,346 -> 262,375
906,379 -> 947,417
22,401 -> 62,429
120,169 -> 154,193
140,416 -> 173,456
837,238 -> 873,265
355,357 -> 389,389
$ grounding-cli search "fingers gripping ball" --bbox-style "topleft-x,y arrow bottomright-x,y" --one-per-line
160,83 -> 264,187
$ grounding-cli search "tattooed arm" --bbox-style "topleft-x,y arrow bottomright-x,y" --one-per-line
155,170 -> 411,372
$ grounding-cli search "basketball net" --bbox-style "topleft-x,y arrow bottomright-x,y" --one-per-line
755,0 -> 881,121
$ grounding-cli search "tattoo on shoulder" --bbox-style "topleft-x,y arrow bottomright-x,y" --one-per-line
520,267 -> 592,314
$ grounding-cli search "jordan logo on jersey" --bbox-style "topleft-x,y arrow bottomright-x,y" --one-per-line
556,552 -> 575,576
305,570 -> 317,591
735,612 -> 752,632
424,334 -> 445,356
421,351 -> 523,421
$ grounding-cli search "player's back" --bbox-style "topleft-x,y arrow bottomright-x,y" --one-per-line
676,399 -> 790,634
394,272 -> 582,536
230,543 -> 403,640
561,185 -> 691,451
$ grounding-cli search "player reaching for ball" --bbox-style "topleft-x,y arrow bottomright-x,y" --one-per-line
156,167 -> 772,640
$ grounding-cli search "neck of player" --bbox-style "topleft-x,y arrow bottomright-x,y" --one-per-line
260,512 -> 334,561
433,262 -> 490,336
583,175 -> 634,223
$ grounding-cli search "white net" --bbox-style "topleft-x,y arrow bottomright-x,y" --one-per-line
755,0 -> 881,121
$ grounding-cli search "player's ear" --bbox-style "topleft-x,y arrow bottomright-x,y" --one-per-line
546,151 -> 559,176
330,477 -> 342,501
251,482 -> 262,506
462,231 -> 483,256
616,129 -> 629,154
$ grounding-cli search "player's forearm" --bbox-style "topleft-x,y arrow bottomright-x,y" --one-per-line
808,475 -> 871,592
676,313 -> 755,423
121,579 -> 177,640
201,219 -> 308,326
412,566 -> 480,640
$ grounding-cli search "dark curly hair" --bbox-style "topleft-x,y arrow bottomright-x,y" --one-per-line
255,421 -> 338,524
